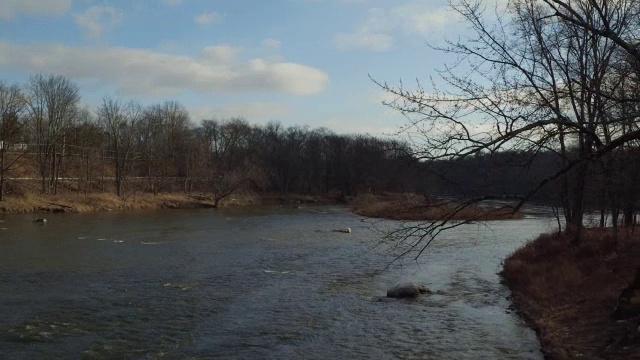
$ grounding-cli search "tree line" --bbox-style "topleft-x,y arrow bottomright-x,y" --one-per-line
3,0 -> 640,237
0,75 -> 415,204
1,71 -> 635,218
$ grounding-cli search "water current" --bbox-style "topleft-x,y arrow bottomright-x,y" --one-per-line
0,206 -> 556,359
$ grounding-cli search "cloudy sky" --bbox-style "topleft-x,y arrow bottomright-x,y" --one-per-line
0,0 -> 462,135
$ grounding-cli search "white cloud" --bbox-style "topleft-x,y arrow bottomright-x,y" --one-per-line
335,31 -> 393,52
0,41 -> 328,96
194,11 -> 223,26
202,45 -> 241,63
0,0 -> 70,20
306,0 -> 371,4
191,102 -> 292,122
335,1 -> 458,51
322,115 -> 399,136
391,3 -> 452,37
74,6 -> 123,38
262,38 -> 282,50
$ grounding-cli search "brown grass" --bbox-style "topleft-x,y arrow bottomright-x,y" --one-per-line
0,186 -> 343,214
350,193 -> 523,221
502,229 -> 640,359
0,192 -> 224,214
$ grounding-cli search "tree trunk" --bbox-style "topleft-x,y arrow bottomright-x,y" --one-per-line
568,161 -> 588,241
115,141 -> 122,197
0,153 -> 4,201
39,150 -> 48,194
85,151 -> 90,196
50,145 -> 57,195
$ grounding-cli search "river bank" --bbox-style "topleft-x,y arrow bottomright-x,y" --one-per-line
349,193 -> 523,221
502,229 -> 640,359
0,191 -> 337,214
0,191 -> 524,219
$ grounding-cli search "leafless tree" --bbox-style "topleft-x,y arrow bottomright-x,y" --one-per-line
98,96 -> 142,197
0,81 -> 27,201
25,74 -> 80,194
137,101 -> 191,193
374,0 -> 640,257
199,118 -> 263,207
67,108 -> 103,195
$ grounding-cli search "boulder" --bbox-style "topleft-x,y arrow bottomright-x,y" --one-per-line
387,282 -> 429,299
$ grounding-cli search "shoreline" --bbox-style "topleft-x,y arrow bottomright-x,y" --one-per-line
0,192 -> 338,215
0,191 -> 524,219
501,229 -> 640,359
349,193 -> 523,221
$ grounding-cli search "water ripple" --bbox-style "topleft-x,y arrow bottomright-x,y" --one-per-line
0,208 -> 549,359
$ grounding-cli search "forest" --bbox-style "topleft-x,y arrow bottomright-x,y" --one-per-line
0,75 -> 424,206
0,71 -> 637,221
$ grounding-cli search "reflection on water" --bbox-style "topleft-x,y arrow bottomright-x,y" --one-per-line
0,207 -> 554,359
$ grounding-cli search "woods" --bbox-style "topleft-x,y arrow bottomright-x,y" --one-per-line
1,0 -> 640,230
0,76 -> 417,204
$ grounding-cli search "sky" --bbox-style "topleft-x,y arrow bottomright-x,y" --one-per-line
0,0 -> 465,135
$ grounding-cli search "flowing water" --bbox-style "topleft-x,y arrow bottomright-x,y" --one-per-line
0,206 -> 555,359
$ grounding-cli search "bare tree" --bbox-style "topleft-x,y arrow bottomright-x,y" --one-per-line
25,74 -> 80,194
0,81 -> 27,201
159,100 -> 191,186
374,0 -> 640,257
137,101 -> 191,193
67,108 -> 103,195
98,96 -> 142,197
539,0 -> 640,62
199,118 -> 263,207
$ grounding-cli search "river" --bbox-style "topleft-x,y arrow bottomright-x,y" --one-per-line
0,206 -> 555,359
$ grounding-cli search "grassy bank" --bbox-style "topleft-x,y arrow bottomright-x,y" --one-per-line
0,190 -> 524,220
502,229 -> 640,359
0,192 -> 221,214
0,191 -> 340,214
350,193 -> 523,221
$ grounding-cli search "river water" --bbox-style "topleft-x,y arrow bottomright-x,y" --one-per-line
0,206 -> 555,359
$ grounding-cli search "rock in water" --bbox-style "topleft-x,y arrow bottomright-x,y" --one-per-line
387,282 -> 429,299
34,218 -> 47,224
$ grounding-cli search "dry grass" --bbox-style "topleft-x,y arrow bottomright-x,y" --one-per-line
350,193 -> 522,221
0,186 -> 341,214
0,192 -> 225,214
502,229 -> 640,359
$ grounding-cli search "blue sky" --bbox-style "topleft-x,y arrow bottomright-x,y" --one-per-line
0,0 -> 466,135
